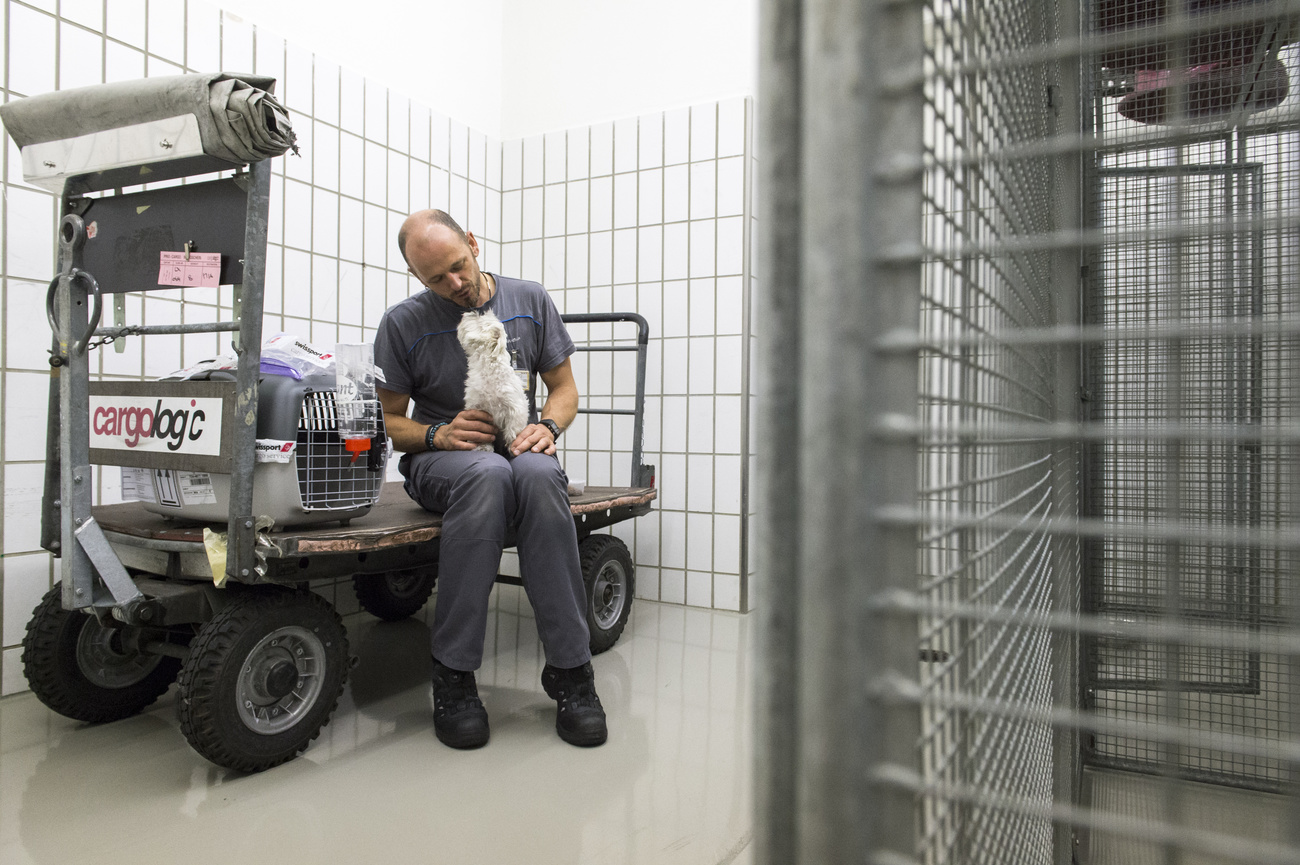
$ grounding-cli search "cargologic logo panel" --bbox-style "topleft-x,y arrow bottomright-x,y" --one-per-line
90,395 -> 225,456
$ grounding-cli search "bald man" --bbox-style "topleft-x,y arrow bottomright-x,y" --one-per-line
373,209 -> 606,749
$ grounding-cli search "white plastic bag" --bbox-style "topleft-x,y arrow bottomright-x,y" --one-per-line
258,333 -> 336,379
161,334 -> 341,381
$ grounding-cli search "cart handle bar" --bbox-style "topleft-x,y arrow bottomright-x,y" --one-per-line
560,312 -> 649,346
559,312 -> 652,487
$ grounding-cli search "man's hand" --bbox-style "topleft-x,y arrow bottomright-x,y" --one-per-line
437,410 -> 499,450
510,423 -> 557,456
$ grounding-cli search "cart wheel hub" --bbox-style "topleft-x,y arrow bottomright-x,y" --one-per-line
263,661 -> 299,699
235,624 -> 327,735
591,559 -> 628,629
75,617 -> 164,689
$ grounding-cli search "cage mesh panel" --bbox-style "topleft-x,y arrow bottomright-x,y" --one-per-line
918,0 -> 1067,862
754,0 -> 1300,857
913,0 -> 1300,861
295,391 -> 386,511
1085,28 -> 1300,792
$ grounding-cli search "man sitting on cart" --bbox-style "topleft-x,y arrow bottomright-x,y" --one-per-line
372,209 -> 606,749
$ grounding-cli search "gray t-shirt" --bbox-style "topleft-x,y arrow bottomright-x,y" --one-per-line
373,274 -> 575,427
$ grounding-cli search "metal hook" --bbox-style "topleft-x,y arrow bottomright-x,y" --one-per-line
45,269 -> 102,355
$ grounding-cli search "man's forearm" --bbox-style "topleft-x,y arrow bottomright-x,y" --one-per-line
540,386 -> 578,431
386,413 -> 432,453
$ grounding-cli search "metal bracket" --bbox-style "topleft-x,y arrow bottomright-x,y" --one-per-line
113,294 -> 126,353
231,283 -> 243,351
74,516 -> 145,615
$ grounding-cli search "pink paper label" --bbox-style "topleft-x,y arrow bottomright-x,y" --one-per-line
158,251 -> 221,287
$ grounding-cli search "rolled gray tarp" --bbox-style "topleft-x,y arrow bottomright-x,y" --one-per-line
0,72 -> 297,164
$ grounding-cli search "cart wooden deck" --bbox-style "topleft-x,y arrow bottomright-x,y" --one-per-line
92,480 -> 657,584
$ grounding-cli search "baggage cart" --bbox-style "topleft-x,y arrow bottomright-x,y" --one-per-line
7,75 -> 656,772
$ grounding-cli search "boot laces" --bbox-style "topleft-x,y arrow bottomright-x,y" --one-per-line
552,673 -> 601,712
434,670 -> 483,714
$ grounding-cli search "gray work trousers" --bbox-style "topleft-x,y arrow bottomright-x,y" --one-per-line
399,449 -> 591,671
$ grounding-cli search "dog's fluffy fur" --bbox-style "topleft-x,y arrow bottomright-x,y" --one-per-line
457,309 -> 529,453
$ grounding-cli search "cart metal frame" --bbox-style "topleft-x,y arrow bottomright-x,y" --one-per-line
45,159 -> 274,616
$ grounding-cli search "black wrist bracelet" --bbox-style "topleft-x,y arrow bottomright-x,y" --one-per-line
539,418 -> 561,440
426,422 -> 448,451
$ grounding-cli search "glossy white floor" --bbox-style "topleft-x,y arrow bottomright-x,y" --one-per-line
0,584 -> 754,865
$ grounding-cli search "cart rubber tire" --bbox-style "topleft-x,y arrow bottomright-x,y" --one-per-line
581,535 -> 635,655
21,587 -> 181,723
176,589 -> 349,773
352,565 -> 437,621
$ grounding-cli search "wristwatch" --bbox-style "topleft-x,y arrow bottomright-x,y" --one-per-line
539,419 -> 561,440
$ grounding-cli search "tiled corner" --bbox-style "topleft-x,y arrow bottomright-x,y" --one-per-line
0,3 -> 758,707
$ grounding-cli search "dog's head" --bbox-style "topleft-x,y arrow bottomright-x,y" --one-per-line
457,310 -> 508,356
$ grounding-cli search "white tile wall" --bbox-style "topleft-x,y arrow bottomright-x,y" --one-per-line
0,642 -> 21,695
2,552 -> 48,647
0,0 -> 756,697
2,461 -> 42,556
512,98 -> 756,615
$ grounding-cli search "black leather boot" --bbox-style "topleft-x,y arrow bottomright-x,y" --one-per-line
541,662 -> 607,747
431,659 -> 490,749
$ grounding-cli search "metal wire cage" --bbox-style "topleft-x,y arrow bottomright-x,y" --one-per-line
915,0 -> 1073,859
755,0 -> 1300,863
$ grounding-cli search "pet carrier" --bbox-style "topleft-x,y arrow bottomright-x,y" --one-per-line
129,373 -> 387,527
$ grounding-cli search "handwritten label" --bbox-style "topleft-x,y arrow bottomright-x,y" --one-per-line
158,251 -> 221,287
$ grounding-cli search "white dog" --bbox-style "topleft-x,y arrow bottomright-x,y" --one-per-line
457,309 -> 529,454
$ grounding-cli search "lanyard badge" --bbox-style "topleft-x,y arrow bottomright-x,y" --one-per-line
511,349 -> 530,392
